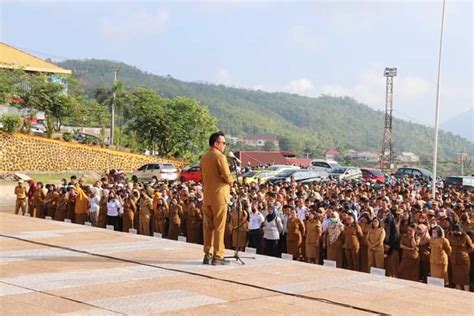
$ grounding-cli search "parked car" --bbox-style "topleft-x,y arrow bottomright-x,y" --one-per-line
329,167 -> 363,181
241,170 -> 277,184
309,159 -> 341,172
267,169 -> 328,184
31,123 -> 46,134
132,163 -> 178,182
444,176 -> 474,192
265,164 -> 301,174
361,168 -> 386,183
179,165 -> 201,183
395,167 -> 433,181
74,133 -> 101,145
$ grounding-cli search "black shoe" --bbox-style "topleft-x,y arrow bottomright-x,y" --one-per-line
203,254 -> 212,265
211,257 -> 230,265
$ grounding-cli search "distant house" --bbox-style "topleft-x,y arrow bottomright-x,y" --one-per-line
396,152 -> 420,163
344,149 -> 358,159
226,135 -> 240,145
355,151 -> 380,162
242,133 -> 279,148
323,149 -> 341,160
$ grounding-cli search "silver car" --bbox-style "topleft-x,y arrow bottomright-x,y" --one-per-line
132,163 -> 178,182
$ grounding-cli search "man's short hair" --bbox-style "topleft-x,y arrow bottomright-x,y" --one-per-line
209,131 -> 225,147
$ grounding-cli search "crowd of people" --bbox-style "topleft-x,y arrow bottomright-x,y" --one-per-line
13,170 -> 473,291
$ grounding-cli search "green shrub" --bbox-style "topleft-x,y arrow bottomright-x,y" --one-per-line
0,114 -> 22,133
62,132 -> 72,142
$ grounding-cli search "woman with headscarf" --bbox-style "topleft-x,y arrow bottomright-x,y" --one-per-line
263,204 -> 283,258
231,201 -> 249,252
343,214 -> 364,271
88,187 -> 101,226
186,199 -> 203,244
447,223 -> 473,291
122,192 -> 136,232
156,198 -> 169,237
139,190 -> 153,236
107,191 -> 122,231
97,189 -> 109,228
429,226 -> 452,285
358,212 -> 371,273
32,182 -> 46,218
324,211 -> 345,268
287,208 -> 306,260
27,180 -> 37,216
366,218 -> 385,269
168,197 -> 183,240
416,222 -> 431,282
398,223 -> 420,281
54,188 -> 68,222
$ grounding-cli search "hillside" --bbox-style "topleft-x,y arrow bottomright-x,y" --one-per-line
59,59 -> 473,160
441,109 -> 473,141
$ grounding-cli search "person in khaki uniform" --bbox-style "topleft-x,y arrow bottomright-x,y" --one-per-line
366,218 -> 385,269
343,215 -> 363,271
398,223 -> 420,281
200,132 -> 233,265
14,180 -> 27,215
447,223 -> 473,291
73,185 -> 90,225
325,211 -> 345,268
32,182 -> 46,218
97,189 -> 109,228
358,213 -> 371,273
138,190 -> 153,236
54,189 -> 68,221
305,211 -> 322,264
155,198 -> 169,235
45,185 -> 59,219
231,205 -> 249,251
287,208 -> 306,260
122,193 -> 136,232
168,197 -> 183,240
187,200 -> 203,244
429,226 -> 452,285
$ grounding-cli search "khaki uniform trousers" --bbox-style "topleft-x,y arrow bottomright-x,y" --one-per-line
139,213 -> 151,236
15,199 -> 27,215
368,248 -> 385,269
345,248 -> 360,271
75,213 -> 88,225
203,204 -> 227,259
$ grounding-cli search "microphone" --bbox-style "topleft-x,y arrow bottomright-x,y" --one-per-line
227,151 -> 241,164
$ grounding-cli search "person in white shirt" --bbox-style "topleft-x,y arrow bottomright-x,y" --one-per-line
88,187 -> 101,226
263,204 -> 283,257
296,199 -> 308,221
248,201 -> 265,253
107,192 -> 122,231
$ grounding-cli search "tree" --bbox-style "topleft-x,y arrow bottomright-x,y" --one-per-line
263,140 -> 275,151
0,114 -> 22,132
127,88 -> 217,161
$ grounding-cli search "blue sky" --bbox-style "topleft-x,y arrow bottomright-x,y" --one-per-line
1,0 -> 472,126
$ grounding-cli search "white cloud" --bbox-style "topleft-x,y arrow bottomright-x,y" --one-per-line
215,67 -> 234,86
285,78 -> 316,96
102,8 -> 169,40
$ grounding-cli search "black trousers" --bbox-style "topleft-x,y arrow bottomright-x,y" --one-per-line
248,229 -> 262,252
264,238 -> 280,257
279,233 -> 287,254
107,215 -> 120,231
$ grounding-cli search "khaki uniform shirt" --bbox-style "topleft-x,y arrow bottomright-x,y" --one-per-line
200,148 -> 233,207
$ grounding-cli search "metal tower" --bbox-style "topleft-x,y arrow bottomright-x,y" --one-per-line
380,67 -> 397,171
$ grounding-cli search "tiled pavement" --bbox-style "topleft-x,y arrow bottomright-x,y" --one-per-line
0,212 -> 473,315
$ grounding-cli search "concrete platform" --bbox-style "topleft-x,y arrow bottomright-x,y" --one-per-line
0,212 -> 472,315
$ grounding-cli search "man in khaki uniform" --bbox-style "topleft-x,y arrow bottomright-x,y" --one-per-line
74,184 -> 90,225
200,131 -> 233,265
14,180 -> 27,215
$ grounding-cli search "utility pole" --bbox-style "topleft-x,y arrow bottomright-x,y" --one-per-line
380,67 -> 397,171
110,67 -> 120,146
458,149 -> 468,176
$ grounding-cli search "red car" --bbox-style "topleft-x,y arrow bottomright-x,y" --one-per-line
179,165 -> 201,183
361,168 -> 386,184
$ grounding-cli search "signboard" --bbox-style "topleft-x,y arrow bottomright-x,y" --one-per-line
245,247 -> 257,254
178,236 -> 187,242
370,267 -> 386,277
106,225 -> 114,230
281,253 -> 293,260
153,232 -> 162,238
129,228 -> 137,234
427,277 -> 444,288
323,260 -> 337,268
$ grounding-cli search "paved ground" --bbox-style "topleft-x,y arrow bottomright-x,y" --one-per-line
1,189 -> 473,315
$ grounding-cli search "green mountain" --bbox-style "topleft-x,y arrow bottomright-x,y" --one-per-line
59,59 -> 473,161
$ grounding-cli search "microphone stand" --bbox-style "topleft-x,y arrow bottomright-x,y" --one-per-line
224,158 -> 255,265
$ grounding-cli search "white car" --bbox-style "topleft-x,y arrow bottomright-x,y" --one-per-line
329,167 -> 363,181
131,163 -> 178,182
266,164 -> 300,175
309,159 -> 340,171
